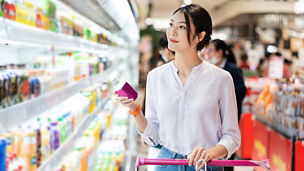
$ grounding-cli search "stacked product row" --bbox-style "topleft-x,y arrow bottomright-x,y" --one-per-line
0,0 -> 115,45
0,80 -> 110,171
254,79 -> 304,138
56,105 -> 130,171
0,52 -> 110,109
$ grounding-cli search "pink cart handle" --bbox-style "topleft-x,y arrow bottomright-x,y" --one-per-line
135,158 -> 270,170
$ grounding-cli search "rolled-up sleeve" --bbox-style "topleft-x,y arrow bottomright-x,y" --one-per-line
217,73 -> 241,159
137,72 -> 160,146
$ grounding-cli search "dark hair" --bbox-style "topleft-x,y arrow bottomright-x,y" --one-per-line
173,4 -> 212,50
159,33 -> 168,49
240,53 -> 248,61
212,39 -> 236,64
158,33 -> 175,55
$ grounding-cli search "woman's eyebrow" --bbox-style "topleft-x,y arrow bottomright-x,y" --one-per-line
170,19 -> 186,24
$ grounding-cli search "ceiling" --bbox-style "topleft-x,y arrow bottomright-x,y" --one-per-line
148,0 -> 296,29
150,0 -> 229,18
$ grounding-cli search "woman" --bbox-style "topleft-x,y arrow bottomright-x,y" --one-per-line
206,39 -> 246,122
116,4 -> 240,171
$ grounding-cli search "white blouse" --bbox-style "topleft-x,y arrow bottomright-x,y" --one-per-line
139,61 -> 240,159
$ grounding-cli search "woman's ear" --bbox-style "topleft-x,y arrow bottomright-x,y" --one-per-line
197,31 -> 206,42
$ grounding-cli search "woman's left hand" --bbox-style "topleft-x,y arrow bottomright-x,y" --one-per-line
187,147 -> 215,170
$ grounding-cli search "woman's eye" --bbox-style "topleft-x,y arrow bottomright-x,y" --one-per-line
179,25 -> 186,29
169,23 -> 173,27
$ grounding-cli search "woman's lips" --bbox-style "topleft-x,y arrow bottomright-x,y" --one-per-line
169,39 -> 179,43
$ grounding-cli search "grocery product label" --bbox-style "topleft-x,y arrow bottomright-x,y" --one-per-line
254,140 -> 266,158
268,56 -> 283,79
273,155 -> 286,171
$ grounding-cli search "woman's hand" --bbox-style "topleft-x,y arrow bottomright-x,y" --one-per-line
114,93 -> 138,111
187,145 -> 227,170
187,147 -> 215,170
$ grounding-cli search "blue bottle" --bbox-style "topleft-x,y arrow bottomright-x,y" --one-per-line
0,139 -> 6,171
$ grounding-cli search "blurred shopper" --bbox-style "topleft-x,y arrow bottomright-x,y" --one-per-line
257,53 -> 270,77
239,53 -> 250,70
207,39 -> 246,121
116,4 -> 240,171
207,39 -> 246,171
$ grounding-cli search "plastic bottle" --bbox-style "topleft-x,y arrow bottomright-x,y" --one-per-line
0,65 -> 5,109
112,78 -> 138,100
0,139 -> 6,171
57,117 -> 65,144
16,64 -> 30,103
40,121 -> 50,163
63,113 -> 71,140
51,122 -> 60,151
0,0 -> 4,17
34,118 -> 42,167
7,64 -> 18,106
2,65 -> 11,108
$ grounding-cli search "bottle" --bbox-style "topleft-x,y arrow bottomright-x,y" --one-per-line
112,78 -> 138,100
34,118 -> 42,167
50,122 -> 60,151
0,0 -> 4,17
0,64 -> 6,109
7,64 -> 18,106
2,65 -> 11,108
16,64 -> 30,103
0,139 -> 6,171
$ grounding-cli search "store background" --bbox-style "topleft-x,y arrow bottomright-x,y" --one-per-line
0,0 -> 304,171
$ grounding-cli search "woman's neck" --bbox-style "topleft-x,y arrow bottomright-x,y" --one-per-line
174,49 -> 202,75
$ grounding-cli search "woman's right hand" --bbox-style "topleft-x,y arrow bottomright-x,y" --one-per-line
114,93 -> 138,111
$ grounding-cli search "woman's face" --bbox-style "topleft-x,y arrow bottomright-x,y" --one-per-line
166,11 -> 197,52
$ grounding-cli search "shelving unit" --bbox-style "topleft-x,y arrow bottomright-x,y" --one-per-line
0,0 -> 139,170
37,97 -> 111,171
0,17 -> 109,54
0,67 -> 114,134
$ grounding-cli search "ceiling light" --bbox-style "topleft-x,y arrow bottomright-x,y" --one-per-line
184,0 -> 191,5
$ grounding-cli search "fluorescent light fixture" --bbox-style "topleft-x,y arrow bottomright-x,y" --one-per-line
184,0 -> 192,5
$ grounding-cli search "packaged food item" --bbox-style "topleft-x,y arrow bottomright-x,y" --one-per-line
112,78 -> 138,100
0,0 -> 4,17
16,64 -> 30,103
50,122 -> 60,152
7,64 -> 18,106
83,28 -> 91,40
19,129 -> 37,171
0,65 -> 6,108
25,1 -> 36,27
297,117 -> 304,139
40,121 -> 51,163
2,67 -> 11,108
0,139 -> 6,171
44,0 -> 56,19
4,0 -> 16,20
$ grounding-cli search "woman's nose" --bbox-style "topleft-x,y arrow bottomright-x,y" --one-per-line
169,26 -> 177,37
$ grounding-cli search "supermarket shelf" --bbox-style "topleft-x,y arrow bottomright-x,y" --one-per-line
254,110 -> 296,139
37,98 -> 110,171
0,67 -> 114,134
0,18 -> 108,53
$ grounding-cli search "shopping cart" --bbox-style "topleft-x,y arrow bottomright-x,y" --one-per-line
135,157 -> 271,171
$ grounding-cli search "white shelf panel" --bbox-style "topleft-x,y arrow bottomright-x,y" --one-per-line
0,18 -> 108,52
0,67 -> 114,134
37,98 -> 110,171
